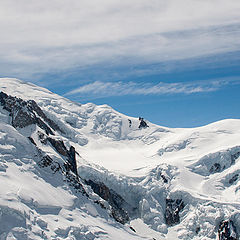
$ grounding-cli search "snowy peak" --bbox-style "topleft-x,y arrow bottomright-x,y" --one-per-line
0,78 -> 170,143
0,78 -> 240,239
0,91 -> 63,135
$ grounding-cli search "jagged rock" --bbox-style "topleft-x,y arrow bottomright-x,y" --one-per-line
210,163 -> 221,174
46,136 -> 78,175
209,151 -> 240,175
47,137 -> 68,156
68,146 -> 77,175
128,119 -> 132,128
38,131 -> 48,144
28,137 -> 36,145
231,152 -> 240,165
229,174 -> 239,184
111,207 -> 129,224
129,226 -> 136,232
94,200 -> 106,209
138,117 -> 149,129
196,226 -> 200,234
38,155 -> 54,168
85,180 -> 121,207
28,99 -> 63,133
161,174 -> 168,183
165,199 -> 184,226
38,154 -> 86,195
64,165 -> 87,195
0,91 -> 63,135
218,220 -> 238,240
85,179 -> 129,224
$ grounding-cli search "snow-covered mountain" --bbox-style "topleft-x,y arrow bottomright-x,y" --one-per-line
0,78 -> 239,240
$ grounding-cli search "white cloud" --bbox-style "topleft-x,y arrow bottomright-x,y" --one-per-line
65,77 -> 240,99
0,0 -> 240,78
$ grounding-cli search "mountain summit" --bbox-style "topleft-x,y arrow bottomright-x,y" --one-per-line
0,78 -> 240,240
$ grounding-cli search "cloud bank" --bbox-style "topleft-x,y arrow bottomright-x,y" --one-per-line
0,0 -> 240,79
65,77 -> 240,99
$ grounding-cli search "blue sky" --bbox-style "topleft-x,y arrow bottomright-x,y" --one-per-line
0,0 -> 240,127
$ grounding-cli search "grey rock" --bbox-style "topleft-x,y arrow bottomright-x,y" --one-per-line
85,179 -> 129,224
218,220 -> 238,240
165,199 -> 184,226
0,91 -> 63,135
138,117 -> 149,129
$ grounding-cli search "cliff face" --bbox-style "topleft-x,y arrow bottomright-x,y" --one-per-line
0,91 -> 62,134
218,220 -> 238,240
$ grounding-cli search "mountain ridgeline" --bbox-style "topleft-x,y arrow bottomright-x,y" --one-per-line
0,78 -> 240,240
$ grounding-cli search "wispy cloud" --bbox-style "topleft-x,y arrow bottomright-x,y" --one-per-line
65,77 -> 240,99
0,0 -> 240,80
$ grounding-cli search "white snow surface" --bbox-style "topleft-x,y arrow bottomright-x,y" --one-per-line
0,78 -> 240,239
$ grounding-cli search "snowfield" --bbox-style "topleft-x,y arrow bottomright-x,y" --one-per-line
0,78 -> 240,240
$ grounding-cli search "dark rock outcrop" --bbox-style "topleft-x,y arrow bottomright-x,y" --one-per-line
64,163 -> 86,194
229,174 -> 239,185
128,119 -> 132,128
231,152 -> 240,165
46,136 -> 78,175
218,220 -> 238,240
38,155 -> 54,168
0,91 -> 63,135
161,174 -> 168,183
37,130 -> 78,176
68,146 -> 77,175
138,117 -> 149,129
38,131 -> 48,144
129,226 -> 136,232
209,151 -> 240,175
210,163 -> 221,174
38,154 -> 86,195
165,199 -> 184,226
28,137 -> 36,145
196,226 -> 200,234
47,137 -> 68,156
85,179 -> 129,224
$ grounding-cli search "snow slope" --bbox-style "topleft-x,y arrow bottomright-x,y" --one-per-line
0,78 -> 240,240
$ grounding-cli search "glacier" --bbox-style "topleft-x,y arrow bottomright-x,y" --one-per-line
0,78 -> 240,240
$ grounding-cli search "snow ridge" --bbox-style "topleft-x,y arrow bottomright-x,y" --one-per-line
0,78 -> 240,240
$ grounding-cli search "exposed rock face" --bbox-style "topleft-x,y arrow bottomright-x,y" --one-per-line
64,164 -> 87,194
46,136 -> 78,175
38,154 -> 86,195
28,136 -> 36,145
37,132 -> 47,145
68,146 -> 77,175
209,151 -> 240,175
195,226 -> 200,234
0,91 -> 63,135
85,179 -> 129,224
190,147 -> 240,177
218,220 -> 238,240
37,130 -> 78,175
229,174 -> 239,185
165,199 -> 184,226
128,119 -> 132,128
38,155 -> 54,168
231,151 -> 240,165
210,163 -> 221,173
161,174 -> 168,183
138,117 -> 149,129
47,137 -> 68,156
